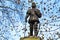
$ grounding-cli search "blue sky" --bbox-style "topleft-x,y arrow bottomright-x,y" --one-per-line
0,0 -> 60,40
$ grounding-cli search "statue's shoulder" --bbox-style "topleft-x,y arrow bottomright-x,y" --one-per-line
27,9 -> 31,14
27,9 -> 32,12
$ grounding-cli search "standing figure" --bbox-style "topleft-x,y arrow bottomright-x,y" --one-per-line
25,2 -> 42,36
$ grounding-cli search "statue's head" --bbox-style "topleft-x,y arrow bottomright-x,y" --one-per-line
32,2 -> 36,8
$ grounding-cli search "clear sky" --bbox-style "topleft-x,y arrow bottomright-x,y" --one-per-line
0,0 -> 60,40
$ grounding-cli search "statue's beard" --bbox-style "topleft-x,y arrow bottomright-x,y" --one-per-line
32,6 -> 36,8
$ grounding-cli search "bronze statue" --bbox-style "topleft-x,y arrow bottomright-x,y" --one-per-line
25,2 -> 42,36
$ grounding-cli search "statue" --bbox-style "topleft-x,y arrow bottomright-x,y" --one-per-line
25,2 -> 42,36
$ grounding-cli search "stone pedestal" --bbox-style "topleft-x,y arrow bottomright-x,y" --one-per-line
20,36 -> 41,40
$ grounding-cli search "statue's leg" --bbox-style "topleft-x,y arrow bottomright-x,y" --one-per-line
30,23 -> 33,36
33,22 -> 38,36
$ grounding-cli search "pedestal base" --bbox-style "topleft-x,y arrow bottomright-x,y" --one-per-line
20,36 -> 41,40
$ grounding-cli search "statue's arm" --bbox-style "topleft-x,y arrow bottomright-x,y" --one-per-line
38,10 -> 42,18
35,9 -> 42,18
25,10 -> 30,22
